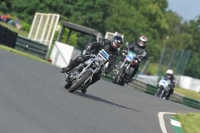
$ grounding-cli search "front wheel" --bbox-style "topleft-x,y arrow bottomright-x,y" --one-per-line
155,86 -> 162,97
113,66 -> 125,85
69,71 -> 93,93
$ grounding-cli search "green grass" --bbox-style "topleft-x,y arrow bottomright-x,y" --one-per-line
144,63 -> 158,75
0,45 -> 49,64
145,63 -> 169,76
174,113 -> 200,133
0,22 -> 28,37
175,87 -> 200,101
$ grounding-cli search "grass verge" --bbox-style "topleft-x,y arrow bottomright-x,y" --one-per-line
174,113 -> 200,133
0,45 -> 49,64
175,87 -> 200,101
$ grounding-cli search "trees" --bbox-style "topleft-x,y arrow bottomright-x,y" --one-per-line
3,0 -> 200,78
179,16 -> 200,78
0,0 -> 12,13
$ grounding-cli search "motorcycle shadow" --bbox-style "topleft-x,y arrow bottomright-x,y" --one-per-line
75,91 -> 140,112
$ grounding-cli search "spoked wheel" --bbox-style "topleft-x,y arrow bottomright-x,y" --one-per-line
113,66 -> 125,85
69,71 -> 93,93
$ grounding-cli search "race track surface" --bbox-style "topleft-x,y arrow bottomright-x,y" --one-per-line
0,50 -> 198,133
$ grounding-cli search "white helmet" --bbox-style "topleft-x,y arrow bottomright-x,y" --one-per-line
166,69 -> 173,78
138,36 -> 148,47
166,69 -> 173,75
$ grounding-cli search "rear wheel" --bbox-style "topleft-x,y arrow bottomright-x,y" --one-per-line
69,71 -> 93,93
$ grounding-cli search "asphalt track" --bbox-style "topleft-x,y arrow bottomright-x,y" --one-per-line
0,50 -> 199,133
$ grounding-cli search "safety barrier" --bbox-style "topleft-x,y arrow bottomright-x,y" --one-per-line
15,35 -> 48,59
0,24 -> 18,48
102,75 -> 200,109
182,97 -> 200,109
0,24 -> 48,59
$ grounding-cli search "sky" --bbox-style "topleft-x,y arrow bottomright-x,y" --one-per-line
167,0 -> 200,21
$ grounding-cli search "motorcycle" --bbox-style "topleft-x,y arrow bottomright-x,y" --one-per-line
113,42 -> 138,86
64,48 -> 110,93
155,76 -> 171,99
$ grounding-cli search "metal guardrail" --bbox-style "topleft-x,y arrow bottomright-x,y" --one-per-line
103,75 -> 200,109
15,35 -> 48,59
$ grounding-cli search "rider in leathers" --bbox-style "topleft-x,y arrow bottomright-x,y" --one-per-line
163,69 -> 175,100
60,35 -> 123,93
121,36 -> 148,83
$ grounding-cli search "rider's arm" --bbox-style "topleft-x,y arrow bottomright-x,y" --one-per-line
137,50 -> 147,61
171,76 -> 175,88
88,42 -> 102,50
88,39 -> 109,51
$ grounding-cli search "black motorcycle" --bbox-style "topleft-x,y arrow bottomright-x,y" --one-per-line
64,49 -> 110,93
113,42 -> 138,86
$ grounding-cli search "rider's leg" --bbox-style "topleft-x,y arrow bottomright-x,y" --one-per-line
166,87 -> 174,100
60,55 -> 89,73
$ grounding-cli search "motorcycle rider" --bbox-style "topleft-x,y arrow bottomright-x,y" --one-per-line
120,35 -> 148,83
163,69 -> 175,99
60,35 -> 123,93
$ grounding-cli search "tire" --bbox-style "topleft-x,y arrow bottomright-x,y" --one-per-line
113,66 -> 125,85
161,90 -> 167,99
64,82 -> 72,89
155,86 -> 162,97
69,71 -> 93,93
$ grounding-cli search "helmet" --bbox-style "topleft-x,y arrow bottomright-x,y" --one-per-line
138,36 -> 147,47
166,69 -> 173,78
111,35 -> 123,48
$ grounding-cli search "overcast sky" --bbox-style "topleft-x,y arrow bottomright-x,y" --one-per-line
167,0 -> 200,21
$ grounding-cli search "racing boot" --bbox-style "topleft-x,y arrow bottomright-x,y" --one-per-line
81,87 -> 87,94
81,83 -> 91,94
60,62 -> 77,73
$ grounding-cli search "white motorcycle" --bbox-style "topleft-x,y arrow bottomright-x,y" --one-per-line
155,76 -> 172,99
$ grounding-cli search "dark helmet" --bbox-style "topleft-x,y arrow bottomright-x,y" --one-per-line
111,35 -> 123,48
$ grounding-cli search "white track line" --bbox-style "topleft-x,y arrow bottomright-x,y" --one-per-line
158,112 -> 176,133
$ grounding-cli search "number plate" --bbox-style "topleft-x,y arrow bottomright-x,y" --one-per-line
99,49 -> 109,60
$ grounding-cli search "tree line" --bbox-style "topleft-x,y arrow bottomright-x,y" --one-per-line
1,0 -> 200,78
